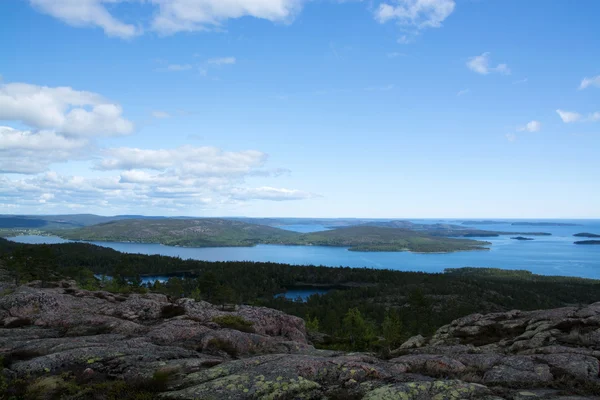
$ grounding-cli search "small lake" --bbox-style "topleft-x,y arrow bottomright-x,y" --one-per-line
7,219 -> 600,279
275,288 -> 331,301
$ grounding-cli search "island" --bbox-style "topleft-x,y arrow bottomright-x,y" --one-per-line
511,236 -> 534,241
574,240 -> 600,245
460,220 -> 508,225
574,233 -> 600,238
48,218 -> 492,253
357,220 -> 551,237
511,222 -> 581,227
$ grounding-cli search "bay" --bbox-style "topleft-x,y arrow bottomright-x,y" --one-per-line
7,219 -> 600,279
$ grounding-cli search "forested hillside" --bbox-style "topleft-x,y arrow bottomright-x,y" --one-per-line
2,238 -> 600,352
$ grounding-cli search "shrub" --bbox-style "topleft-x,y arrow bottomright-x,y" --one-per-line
211,315 -> 254,333
205,338 -> 239,358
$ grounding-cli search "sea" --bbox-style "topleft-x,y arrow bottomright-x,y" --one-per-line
7,219 -> 600,283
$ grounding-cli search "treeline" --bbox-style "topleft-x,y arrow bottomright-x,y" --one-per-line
3,238 -> 600,352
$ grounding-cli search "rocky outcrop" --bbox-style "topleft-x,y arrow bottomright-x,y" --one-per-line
2,283 -> 600,399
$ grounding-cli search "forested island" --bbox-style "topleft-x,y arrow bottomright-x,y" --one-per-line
1,216 -> 560,253
574,240 -> 600,245
460,220 -> 581,227
511,222 -> 581,227
574,232 -> 600,238
31,219 -> 496,253
511,236 -> 534,241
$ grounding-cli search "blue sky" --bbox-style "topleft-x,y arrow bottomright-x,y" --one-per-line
0,0 -> 599,218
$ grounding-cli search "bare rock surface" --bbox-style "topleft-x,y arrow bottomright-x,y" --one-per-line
2,283 -> 600,399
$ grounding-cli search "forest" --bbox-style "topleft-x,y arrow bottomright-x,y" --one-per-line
2,237 -> 600,352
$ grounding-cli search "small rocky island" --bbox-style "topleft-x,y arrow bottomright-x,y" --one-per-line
574,240 -> 600,245
510,236 -> 534,241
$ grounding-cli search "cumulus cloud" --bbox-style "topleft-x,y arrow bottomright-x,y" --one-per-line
0,126 -> 89,174
517,120 -> 542,133
505,133 -> 517,143
150,0 -> 304,34
96,146 -> 267,176
466,53 -> 510,75
29,0 -> 458,39
29,0 -> 140,38
29,0 -> 308,37
456,89 -> 469,96
375,0 -> 455,29
0,82 -> 134,137
579,75 -> 600,90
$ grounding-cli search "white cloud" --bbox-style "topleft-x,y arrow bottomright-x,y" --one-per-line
513,78 -> 528,84
29,0 -> 307,37
0,126 -> 88,174
517,120 -> 541,133
556,109 -> 600,123
375,0 -> 455,29
505,133 -> 517,142
207,57 -> 236,65
152,111 -> 171,119
28,1 -> 457,39
150,0 -> 304,34
456,89 -> 469,96
96,145 -> 267,177
29,0 -> 140,38
229,186 -> 316,201
0,82 -> 134,137
579,75 -> 600,90
466,53 -> 510,75
556,109 -> 583,123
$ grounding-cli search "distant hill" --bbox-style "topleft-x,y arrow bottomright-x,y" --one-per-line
0,214 -> 168,230
53,219 -> 490,253
55,218 -> 300,247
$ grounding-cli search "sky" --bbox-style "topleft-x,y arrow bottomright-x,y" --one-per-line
0,0 -> 599,218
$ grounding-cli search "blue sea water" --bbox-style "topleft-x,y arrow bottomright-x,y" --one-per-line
7,219 -> 600,279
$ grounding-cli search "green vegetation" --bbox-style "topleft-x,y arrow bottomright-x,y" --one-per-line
0,214 -> 135,230
211,315 -> 255,333
574,232 -> 600,238
53,218 -> 300,247
3,238 -> 600,354
296,226 -> 490,252
511,236 -> 534,241
49,219 -> 492,253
